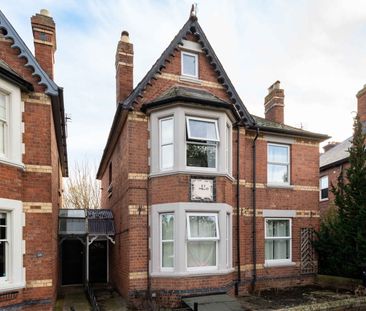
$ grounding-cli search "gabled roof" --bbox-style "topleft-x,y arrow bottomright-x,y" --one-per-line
97,15 -> 255,178
320,137 -> 351,170
252,115 -> 330,141
121,16 -> 254,125
0,10 -> 58,96
0,10 -> 68,176
142,85 -> 237,115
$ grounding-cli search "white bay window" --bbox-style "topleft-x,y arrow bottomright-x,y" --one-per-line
151,203 -> 232,276
151,107 -> 233,176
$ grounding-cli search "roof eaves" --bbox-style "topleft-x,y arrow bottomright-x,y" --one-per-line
141,94 -> 237,116
252,124 -> 330,141
320,157 -> 349,171
0,10 -> 59,96
0,65 -> 34,92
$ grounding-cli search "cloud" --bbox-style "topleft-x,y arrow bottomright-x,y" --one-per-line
1,0 -> 365,165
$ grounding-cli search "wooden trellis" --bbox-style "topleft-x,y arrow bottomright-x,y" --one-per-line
300,228 -> 317,274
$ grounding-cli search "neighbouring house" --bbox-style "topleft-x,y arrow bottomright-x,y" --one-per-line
97,11 -> 328,308
319,84 -> 366,215
0,9 -> 68,310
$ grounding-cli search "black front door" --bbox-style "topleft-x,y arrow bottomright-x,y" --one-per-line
61,239 -> 84,285
89,240 -> 107,283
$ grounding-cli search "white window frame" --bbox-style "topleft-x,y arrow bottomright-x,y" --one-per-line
0,198 -> 25,291
186,212 -> 219,271
319,175 -> 329,201
0,92 -> 8,157
0,78 -> 23,168
0,212 -> 8,281
264,218 -> 292,266
160,213 -> 175,271
186,213 -> 219,240
186,116 -> 219,170
267,143 -> 290,186
150,203 -> 233,277
181,51 -> 198,78
186,117 -> 220,142
226,213 -> 231,269
159,116 -> 174,170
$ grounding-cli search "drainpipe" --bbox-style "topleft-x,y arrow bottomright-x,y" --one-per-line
147,177 -> 151,299
235,122 -> 241,296
251,127 -> 259,290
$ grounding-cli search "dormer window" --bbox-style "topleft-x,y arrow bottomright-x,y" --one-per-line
181,52 -> 198,78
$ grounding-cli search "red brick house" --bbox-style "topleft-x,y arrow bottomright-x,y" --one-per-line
97,12 -> 327,308
319,84 -> 366,215
0,9 -> 68,310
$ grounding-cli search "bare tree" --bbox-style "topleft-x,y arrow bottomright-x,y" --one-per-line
63,161 -> 101,209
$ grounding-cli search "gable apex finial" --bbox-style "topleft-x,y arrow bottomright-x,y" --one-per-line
190,3 -> 198,21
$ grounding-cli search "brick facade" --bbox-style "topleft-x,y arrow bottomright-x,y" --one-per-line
0,10 -> 67,310
98,16 -> 325,308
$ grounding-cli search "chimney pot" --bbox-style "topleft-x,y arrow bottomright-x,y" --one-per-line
121,30 -> 130,43
40,9 -> 51,17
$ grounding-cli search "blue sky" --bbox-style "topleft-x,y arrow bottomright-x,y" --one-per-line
2,0 -> 366,173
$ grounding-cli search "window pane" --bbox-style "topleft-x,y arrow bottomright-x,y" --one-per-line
321,188 -> 328,199
189,215 -> 217,238
161,214 -> 174,240
162,241 -> 174,268
320,176 -> 328,189
183,53 -> 197,76
265,239 -> 290,260
268,145 -> 288,163
161,118 -> 173,145
59,219 -> 86,234
0,122 -> 4,154
187,144 -> 216,168
161,144 -> 173,169
0,94 -> 5,120
0,241 -> 5,277
187,241 -> 216,267
188,119 -> 217,141
268,164 -> 288,183
266,220 -> 289,237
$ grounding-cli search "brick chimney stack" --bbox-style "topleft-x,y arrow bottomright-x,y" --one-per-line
356,84 -> 366,128
116,31 -> 134,105
31,9 -> 56,79
264,81 -> 284,124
